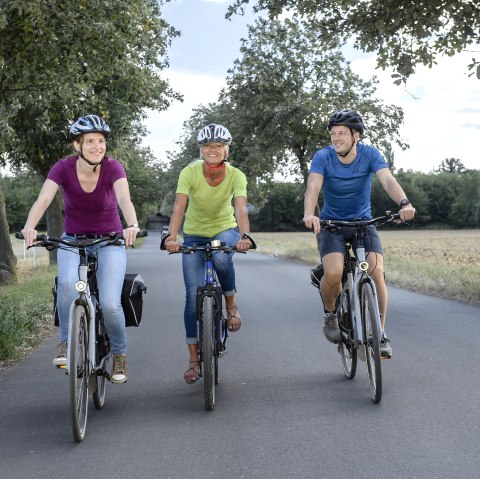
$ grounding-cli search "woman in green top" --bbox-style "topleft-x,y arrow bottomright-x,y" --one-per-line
164,124 -> 254,384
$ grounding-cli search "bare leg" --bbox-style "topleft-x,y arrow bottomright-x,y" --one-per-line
320,253 -> 344,311
225,295 -> 241,331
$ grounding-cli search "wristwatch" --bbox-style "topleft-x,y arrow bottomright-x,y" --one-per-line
399,199 -> 410,209
128,223 -> 139,228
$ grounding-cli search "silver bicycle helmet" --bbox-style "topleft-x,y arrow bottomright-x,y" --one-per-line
327,109 -> 364,135
69,115 -> 111,139
197,123 -> 232,145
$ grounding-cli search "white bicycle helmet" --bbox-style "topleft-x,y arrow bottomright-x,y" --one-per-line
69,115 -> 111,139
196,123 -> 232,145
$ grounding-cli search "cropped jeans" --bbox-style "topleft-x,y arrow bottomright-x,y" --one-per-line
56,235 -> 127,354
182,228 -> 241,344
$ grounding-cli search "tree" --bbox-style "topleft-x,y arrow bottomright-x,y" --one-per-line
0,183 -> 17,285
220,18 -> 406,185
0,0 -> 180,275
435,158 -> 466,173
227,0 -> 480,81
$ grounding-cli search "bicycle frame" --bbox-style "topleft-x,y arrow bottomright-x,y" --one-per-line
65,251 -> 102,377
345,242 -> 382,348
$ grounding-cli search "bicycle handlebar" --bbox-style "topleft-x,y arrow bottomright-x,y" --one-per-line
15,230 -> 148,249
168,243 -> 244,255
319,212 -> 402,231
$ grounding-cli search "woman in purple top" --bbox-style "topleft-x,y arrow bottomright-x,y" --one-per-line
21,115 -> 140,384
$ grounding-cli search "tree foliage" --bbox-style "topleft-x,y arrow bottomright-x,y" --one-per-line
0,0 -> 180,274
173,18 -> 406,190
227,0 -> 480,81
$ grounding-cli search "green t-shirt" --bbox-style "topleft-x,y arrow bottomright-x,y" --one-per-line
176,160 -> 247,237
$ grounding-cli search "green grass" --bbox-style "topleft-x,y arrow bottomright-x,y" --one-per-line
0,265 -> 56,362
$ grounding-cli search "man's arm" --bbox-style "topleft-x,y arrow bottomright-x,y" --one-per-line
376,168 -> 416,221
303,172 -> 323,234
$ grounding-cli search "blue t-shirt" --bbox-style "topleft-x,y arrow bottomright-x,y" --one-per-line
309,143 -> 388,220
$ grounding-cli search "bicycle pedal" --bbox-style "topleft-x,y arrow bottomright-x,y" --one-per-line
56,364 -> 67,369
218,349 -> 229,358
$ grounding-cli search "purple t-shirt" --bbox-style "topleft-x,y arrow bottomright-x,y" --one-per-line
47,156 -> 127,234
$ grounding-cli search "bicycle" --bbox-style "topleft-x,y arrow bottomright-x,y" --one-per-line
311,212 -> 403,403
161,232 -> 256,411
16,231 -> 147,441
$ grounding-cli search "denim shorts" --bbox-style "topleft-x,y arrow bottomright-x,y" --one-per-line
317,225 -> 384,259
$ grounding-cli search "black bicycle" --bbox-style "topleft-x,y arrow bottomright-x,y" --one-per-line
16,231 -> 147,440
311,212 -> 403,403
161,233 -> 256,410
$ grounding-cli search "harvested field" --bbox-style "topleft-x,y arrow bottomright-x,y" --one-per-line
252,230 -> 480,305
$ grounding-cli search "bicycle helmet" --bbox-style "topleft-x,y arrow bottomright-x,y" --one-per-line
327,109 -> 364,135
69,114 -> 111,139
197,123 -> 232,145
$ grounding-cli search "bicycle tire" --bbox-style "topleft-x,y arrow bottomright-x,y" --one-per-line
70,304 -> 89,441
201,296 -> 216,411
360,281 -> 382,403
93,309 -> 109,410
338,288 -> 357,379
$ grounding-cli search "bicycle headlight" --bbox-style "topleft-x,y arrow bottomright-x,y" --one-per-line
210,239 -> 221,247
75,280 -> 87,292
359,261 -> 369,272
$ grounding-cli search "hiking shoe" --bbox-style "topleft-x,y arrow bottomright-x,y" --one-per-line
323,312 -> 340,344
111,354 -> 128,384
52,342 -> 67,367
380,333 -> 392,359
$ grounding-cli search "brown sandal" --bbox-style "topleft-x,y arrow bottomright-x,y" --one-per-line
227,307 -> 242,332
184,360 -> 200,384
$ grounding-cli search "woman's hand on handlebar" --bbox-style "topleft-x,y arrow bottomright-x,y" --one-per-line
20,228 -> 38,247
123,226 -> 141,246
236,237 -> 252,252
165,237 -> 181,253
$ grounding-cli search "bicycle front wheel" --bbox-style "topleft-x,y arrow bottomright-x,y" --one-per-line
338,289 -> 357,379
200,296 -> 216,411
70,305 -> 89,441
360,281 -> 382,403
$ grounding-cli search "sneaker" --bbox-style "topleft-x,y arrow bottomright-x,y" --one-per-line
323,312 -> 340,344
380,333 -> 392,359
111,354 -> 128,384
52,342 -> 67,367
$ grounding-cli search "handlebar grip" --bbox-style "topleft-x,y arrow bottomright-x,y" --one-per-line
137,230 -> 148,238
15,232 -> 24,240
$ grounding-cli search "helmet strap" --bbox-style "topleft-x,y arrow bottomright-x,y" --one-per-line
79,149 -> 104,172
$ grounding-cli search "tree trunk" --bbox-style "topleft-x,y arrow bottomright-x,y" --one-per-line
46,191 -> 64,264
0,182 -> 17,286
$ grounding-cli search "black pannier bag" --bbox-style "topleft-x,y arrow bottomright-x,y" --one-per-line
310,264 -> 323,288
121,273 -> 147,327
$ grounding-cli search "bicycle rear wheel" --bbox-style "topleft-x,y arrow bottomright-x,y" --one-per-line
338,289 -> 357,379
360,281 -> 382,403
70,305 -> 89,441
200,296 -> 216,411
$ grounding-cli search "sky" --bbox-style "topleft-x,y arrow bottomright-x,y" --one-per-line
144,0 -> 480,174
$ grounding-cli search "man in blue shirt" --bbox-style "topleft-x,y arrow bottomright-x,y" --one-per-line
303,109 -> 416,358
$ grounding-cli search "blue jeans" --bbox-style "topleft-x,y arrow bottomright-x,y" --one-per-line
182,228 -> 240,344
57,235 -> 127,354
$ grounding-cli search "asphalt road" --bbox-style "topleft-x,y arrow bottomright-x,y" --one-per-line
1,231 -> 479,479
